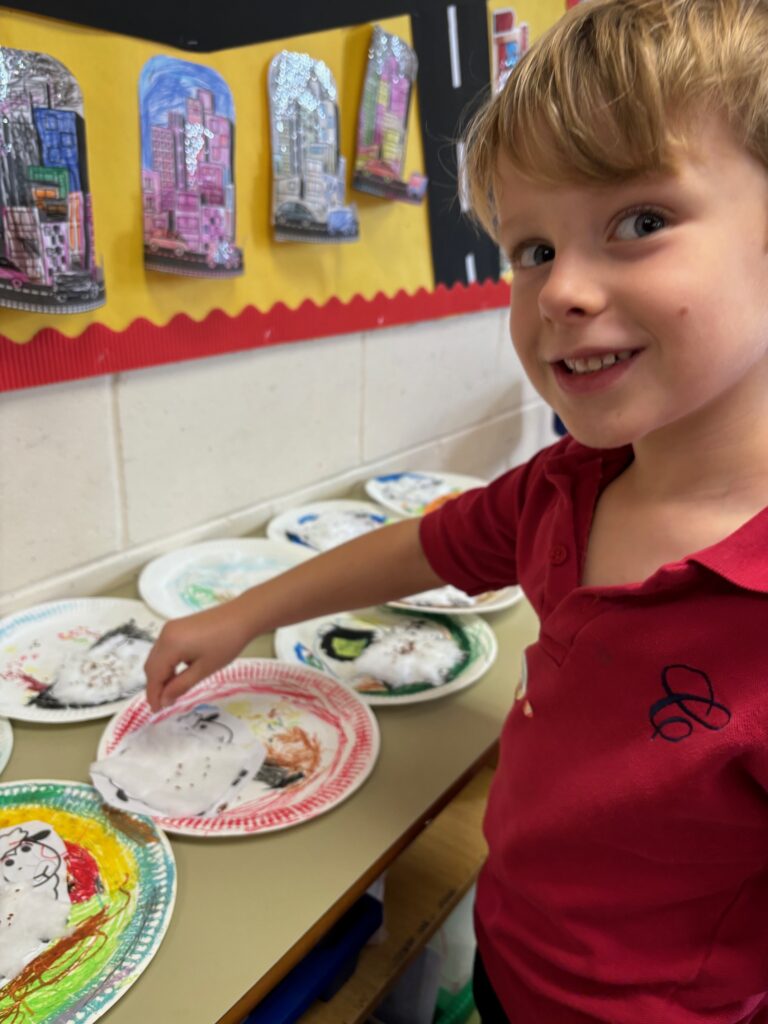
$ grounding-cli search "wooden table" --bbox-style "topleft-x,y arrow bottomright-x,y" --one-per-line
3,597 -> 539,1024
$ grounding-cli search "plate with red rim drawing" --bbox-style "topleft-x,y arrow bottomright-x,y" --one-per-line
274,607 -> 497,705
364,471 -> 486,518
91,658 -> 380,837
266,500 -> 393,552
0,598 -> 163,724
138,537 -> 315,619
387,584 -> 523,616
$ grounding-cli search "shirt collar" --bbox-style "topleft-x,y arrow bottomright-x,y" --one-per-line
688,508 -> 768,594
543,438 -> 768,595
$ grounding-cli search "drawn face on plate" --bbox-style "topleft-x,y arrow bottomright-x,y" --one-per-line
0,827 -> 63,895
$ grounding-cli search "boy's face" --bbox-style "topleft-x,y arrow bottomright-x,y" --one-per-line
496,115 -> 768,451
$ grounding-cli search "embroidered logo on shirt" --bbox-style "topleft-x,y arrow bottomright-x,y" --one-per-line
649,664 -> 731,743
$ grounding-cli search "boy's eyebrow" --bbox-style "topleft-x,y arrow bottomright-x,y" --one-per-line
497,212 -> 533,237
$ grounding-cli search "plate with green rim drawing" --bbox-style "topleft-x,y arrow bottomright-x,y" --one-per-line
0,779 -> 176,1024
274,607 -> 497,705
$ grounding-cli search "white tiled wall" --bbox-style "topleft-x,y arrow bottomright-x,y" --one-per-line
0,310 -> 555,616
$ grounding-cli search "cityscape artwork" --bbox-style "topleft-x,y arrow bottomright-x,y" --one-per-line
352,27 -> 427,204
268,51 -> 359,243
0,47 -> 105,314
140,56 -> 244,277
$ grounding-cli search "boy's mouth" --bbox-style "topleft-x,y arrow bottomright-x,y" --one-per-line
560,349 -> 636,375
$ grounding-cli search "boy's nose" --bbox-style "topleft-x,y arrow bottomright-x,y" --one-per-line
537,256 -> 608,324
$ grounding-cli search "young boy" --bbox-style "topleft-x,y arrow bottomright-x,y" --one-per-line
145,0 -> 768,1019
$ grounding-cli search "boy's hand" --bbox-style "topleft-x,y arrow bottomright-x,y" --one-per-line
144,602 -> 253,711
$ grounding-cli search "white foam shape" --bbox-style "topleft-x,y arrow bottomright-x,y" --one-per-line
353,621 -> 464,687
91,703 -> 267,818
0,820 -> 73,982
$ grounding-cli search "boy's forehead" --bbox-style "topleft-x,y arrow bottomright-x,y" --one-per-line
493,113 -> 764,213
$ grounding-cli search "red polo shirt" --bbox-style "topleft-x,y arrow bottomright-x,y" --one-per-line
420,438 -> 768,1023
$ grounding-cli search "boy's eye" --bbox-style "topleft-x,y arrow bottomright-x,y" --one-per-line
513,242 -> 555,269
614,210 -> 666,241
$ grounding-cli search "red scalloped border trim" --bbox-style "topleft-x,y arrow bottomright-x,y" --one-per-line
0,280 -> 511,391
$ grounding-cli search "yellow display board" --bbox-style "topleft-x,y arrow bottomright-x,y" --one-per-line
0,9 -> 432,343
0,1 -> 570,390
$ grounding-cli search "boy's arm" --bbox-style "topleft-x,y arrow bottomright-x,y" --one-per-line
144,518 -> 444,710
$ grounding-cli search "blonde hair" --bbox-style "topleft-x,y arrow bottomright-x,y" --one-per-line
464,0 -> 768,237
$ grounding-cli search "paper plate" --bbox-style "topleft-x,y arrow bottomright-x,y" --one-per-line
275,608 -> 497,706
0,779 -> 175,1024
0,599 -> 163,724
93,658 -> 380,837
266,500 -> 391,551
138,537 -> 315,619
388,584 -> 523,616
0,719 -> 12,777
364,471 -> 486,518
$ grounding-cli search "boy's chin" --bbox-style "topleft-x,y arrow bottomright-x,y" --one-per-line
556,418 -> 636,451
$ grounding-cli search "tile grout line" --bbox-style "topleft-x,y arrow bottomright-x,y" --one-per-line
109,374 -> 130,549
359,330 -> 368,466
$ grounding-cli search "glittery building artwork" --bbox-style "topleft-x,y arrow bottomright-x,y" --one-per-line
268,51 -> 359,243
0,47 -> 105,314
352,27 -> 427,204
140,56 -> 243,277
491,10 -> 530,97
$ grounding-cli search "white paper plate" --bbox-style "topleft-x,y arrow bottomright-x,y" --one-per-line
0,598 -> 162,723
275,607 -> 497,706
266,499 -> 392,551
138,537 -> 315,619
0,718 -> 12,776
93,658 -> 380,837
365,471 -> 486,518
0,779 -> 175,1023
388,584 -> 523,616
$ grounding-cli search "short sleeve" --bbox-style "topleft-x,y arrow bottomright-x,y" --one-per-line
419,450 -> 546,595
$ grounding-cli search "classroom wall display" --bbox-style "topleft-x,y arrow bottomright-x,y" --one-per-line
0,1 -> 569,392
140,57 -> 244,276
352,27 -> 426,204
268,51 -> 359,243
0,46 -> 105,315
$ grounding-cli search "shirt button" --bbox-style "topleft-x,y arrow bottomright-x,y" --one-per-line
549,544 -> 568,565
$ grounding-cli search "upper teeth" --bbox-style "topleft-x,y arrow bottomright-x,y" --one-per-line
563,350 -> 633,374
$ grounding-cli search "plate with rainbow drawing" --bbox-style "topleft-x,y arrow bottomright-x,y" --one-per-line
0,779 -> 175,1024
91,658 -> 380,837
